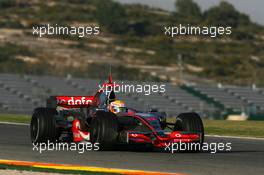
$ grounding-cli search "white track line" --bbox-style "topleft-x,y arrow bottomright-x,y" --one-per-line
0,121 -> 29,126
206,134 -> 264,141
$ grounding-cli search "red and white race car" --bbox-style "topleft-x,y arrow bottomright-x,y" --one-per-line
30,75 -> 204,151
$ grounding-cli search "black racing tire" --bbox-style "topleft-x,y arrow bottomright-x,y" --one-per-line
174,112 -> 204,152
30,107 -> 59,144
90,111 -> 118,150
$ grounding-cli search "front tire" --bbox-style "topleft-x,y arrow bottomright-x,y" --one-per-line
174,112 -> 204,152
90,111 -> 118,150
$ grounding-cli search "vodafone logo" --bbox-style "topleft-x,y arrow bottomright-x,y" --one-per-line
56,96 -> 93,107
175,134 -> 182,138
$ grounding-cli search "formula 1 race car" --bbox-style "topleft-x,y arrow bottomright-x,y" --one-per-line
30,75 -> 204,151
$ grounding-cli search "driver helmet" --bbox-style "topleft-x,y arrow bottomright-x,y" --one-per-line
109,100 -> 127,114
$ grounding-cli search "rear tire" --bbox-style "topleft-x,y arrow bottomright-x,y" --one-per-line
30,107 -> 59,144
174,112 -> 204,152
90,111 -> 118,150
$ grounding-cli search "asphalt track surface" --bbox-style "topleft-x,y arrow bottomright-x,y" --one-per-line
0,123 -> 263,175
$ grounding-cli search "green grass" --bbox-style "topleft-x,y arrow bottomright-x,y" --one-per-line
0,114 -> 264,138
167,118 -> 264,138
204,120 -> 264,138
0,164 -> 121,175
0,114 -> 30,123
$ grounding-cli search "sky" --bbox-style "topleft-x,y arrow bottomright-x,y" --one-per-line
117,0 -> 264,25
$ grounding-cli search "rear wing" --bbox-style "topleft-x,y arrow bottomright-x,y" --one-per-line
46,74 -> 116,109
46,96 -> 94,108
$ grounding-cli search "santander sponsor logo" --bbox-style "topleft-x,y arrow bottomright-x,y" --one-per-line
56,96 -> 93,107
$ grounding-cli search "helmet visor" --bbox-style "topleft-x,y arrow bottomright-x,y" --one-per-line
113,106 -> 127,113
